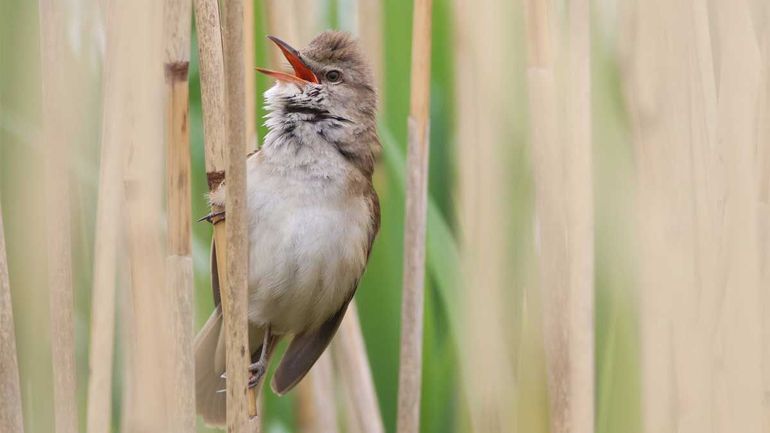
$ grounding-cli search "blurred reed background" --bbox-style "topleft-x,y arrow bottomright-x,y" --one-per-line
1,0 -> 768,432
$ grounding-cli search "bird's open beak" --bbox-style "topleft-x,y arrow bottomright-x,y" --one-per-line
256,35 -> 319,86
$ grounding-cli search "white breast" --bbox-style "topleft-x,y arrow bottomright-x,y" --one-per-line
244,155 -> 370,334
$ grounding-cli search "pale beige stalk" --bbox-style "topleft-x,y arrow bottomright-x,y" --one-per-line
221,0 -> 254,430
244,0 -> 257,152
0,204 -> 23,433
758,4 -> 770,428
396,0 -> 432,432
333,303 -> 385,433
193,0 -> 227,175
564,0 -> 594,432
356,0 -> 383,92
522,1 -> 572,432
453,0 -> 517,431
112,1 -> 171,431
164,0 -> 195,430
296,353 -> 338,433
522,0 -> 595,431
86,2 -> 130,433
38,3 -> 78,433
86,2 -> 127,432
623,0 -> 764,432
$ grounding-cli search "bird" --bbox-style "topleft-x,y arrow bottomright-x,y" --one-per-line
194,31 -> 381,426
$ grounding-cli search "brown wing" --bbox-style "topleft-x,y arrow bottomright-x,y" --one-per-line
271,187 -> 380,395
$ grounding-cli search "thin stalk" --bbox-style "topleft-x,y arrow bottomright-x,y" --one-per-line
356,0 -> 383,94
86,1 -> 129,431
333,303 -> 384,433
38,2 -> 78,432
565,0 -> 594,432
244,0 -> 257,152
396,0 -> 432,431
221,0 -> 254,430
164,0 -> 195,430
0,204 -> 24,432
116,1 -> 170,430
296,353 -> 338,433
453,0 -> 517,431
522,0 -> 578,431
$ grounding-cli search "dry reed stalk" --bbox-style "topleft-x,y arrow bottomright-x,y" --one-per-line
192,0 -> 242,422
0,205 -> 24,433
356,0 -> 383,92
163,0 -> 195,430
523,0 -> 596,430
521,0 -> 578,432
296,353 -> 339,433
295,0 -> 322,44
85,2 -> 128,431
264,0 -> 300,67
622,0 -> 764,432
38,3 -> 79,433
108,0 -> 171,431
221,0 -> 255,429
332,303 -> 385,433
453,0 -> 517,431
193,0 -> 227,172
244,0 -> 257,152
710,1 -> 763,430
564,0 -> 594,431
759,4 -> 770,426
396,0 -> 432,432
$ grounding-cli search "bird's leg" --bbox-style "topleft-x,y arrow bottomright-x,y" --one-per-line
248,325 -> 272,389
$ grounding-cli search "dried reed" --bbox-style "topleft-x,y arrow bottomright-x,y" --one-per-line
221,0 -> 254,430
623,0 -> 765,432
453,0 -> 517,431
0,204 -> 24,433
397,0 -> 432,432
564,0 -> 594,431
333,304 -> 385,433
356,0 -> 383,91
111,1 -> 171,430
85,2 -> 127,430
163,0 -> 195,430
523,0 -> 595,430
38,3 -> 78,433
244,0 -> 257,153
296,353 -> 338,433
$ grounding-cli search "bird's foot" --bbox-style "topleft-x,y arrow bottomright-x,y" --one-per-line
247,361 -> 266,389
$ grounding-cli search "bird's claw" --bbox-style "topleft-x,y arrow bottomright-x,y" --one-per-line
216,363 -> 265,392
248,361 -> 266,389
198,210 -> 225,223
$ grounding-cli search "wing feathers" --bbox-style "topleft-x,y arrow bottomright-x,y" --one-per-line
271,297 -> 352,395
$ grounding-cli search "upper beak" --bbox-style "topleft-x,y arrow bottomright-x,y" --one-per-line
256,35 -> 319,85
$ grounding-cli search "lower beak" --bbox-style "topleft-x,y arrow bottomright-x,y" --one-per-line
256,35 -> 319,85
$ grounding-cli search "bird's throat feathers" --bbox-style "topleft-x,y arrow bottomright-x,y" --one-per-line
261,82 -> 377,177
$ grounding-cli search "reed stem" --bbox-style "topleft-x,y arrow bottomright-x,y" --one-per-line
221,0 -> 255,429
396,0 -> 432,431
38,2 -> 78,432
333,303 -> 385,433
0,204 -> 24,433
164,0 -> 195,430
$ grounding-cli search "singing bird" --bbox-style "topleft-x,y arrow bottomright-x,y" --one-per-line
194,31 -> 381,425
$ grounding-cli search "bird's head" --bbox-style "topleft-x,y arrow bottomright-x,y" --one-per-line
258,31 -> 379,174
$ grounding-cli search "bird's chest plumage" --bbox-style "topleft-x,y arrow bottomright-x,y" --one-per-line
244,156 -> 370,334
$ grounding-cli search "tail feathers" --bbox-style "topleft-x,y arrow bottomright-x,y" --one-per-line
194,308 -> 226,426
194,308 -> 266,426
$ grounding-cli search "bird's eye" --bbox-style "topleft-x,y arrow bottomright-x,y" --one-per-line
325,70 -> 342,83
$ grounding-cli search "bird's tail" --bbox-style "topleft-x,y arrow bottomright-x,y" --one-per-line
194,308 -> 226,426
